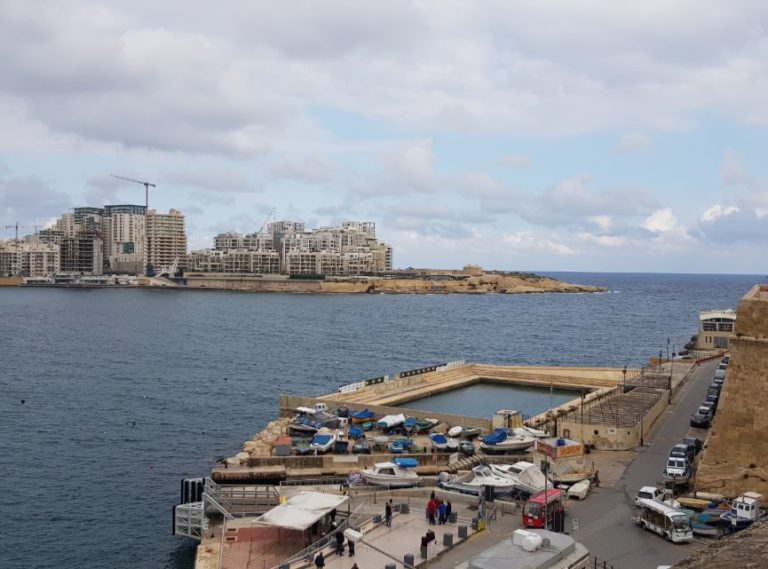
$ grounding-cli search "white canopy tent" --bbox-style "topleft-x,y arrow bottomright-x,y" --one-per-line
257,492 -> 349,531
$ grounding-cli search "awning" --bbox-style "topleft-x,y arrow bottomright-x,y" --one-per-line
257,492 -> 349,531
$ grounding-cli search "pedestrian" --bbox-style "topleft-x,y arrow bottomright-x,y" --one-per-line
348,539 -> 355,557
438,500 -> 447,525
335,529 -> 345,556
446,500 -> 452,522
330,508 -> 337,524
351,564 -> 359,569
315,552 -> 325,568
385,499 -> 393,527
594,470 -> 600,488
427,499 -> 437,525
430,490 -> 436,501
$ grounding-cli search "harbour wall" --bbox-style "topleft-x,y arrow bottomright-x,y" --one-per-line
279,394 -> 493,431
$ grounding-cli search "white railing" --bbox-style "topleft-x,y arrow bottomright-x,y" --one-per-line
436,360 -> 467,373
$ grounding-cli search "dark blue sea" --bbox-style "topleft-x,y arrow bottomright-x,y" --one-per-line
0,272 -> 761,569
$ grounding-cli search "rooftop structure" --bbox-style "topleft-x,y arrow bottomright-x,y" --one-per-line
468,530 -> 589,569
697,309 -> 736,350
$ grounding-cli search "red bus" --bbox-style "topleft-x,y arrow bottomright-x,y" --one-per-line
522,488 -> 565,528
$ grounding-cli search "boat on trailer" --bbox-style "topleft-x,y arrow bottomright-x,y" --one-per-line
361,460 -> 421,488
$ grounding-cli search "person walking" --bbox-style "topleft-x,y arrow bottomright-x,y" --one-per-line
438,500 -> 447,525
314,552 -> 325,568
385,499 -> 393,527
348,539 -> 355,557
335,529 -> 345,556
446,500 -> 452,522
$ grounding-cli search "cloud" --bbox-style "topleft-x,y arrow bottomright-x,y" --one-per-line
700,204 -> 739,223
0,170 -> 72,231
520,175 -> 658,229
642,208 -> 679,232
162,168 -> 255,194
271,157 -> 337,184
503,154 -> 532,169
618,132 -> 651,153
502,232 -> 576,256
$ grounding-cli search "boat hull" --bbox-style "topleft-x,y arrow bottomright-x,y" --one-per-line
361,473 -> 421,488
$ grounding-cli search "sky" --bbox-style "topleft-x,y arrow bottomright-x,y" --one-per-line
1,1 -> 768,273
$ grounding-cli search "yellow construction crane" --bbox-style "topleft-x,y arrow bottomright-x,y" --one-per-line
110,174 -> 156,209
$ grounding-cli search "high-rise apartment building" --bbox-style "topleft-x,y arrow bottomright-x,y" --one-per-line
146,208 -> 187,273
103,204 -> 147,274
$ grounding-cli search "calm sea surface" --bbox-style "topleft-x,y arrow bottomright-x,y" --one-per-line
0,272 -> 761,569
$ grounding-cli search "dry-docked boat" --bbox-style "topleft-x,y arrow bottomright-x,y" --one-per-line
350,409 -> 376,423
361,459 -> 421,488
377,413 -> 406,430
489,461 -> 547,495
480,429 -> 535,453
439,465 -> 517,495
309,432 -> 336,454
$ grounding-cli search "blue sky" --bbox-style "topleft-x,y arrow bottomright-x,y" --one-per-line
1,1 -> 768,273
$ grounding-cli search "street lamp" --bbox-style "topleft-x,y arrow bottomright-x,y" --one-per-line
622,365 -> 627,393
667,337 -> 671,362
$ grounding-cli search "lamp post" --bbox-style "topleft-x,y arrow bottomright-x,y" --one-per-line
667,337 -> 671,362
639,388 -> 644,446
622,365 -> 627,393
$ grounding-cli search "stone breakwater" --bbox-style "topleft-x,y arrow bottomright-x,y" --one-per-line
185,272 -> 608,294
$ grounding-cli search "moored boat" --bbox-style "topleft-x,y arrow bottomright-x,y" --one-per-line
309,432 -> 336,454
448,425 -> 463,438
352,435 -> 370,454
720,492 -> 763,532
361,461 -> 421,487
439,465 -> 517,495
351,409 -> 376,423
480,429 -> 535,453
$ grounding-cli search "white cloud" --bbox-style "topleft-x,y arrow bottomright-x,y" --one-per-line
502,232 -> 576,256
618,132 -> 651,153
642,208 -> 679,232
701,204 -> 739,223
503,154 -> 532,169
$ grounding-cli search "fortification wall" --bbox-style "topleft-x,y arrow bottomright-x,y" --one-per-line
696,285 -> 768,498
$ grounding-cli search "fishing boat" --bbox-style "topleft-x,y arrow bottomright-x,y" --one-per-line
352,435 -> 370,454
448,425 -> 463,438
460,427 -> 481,438
547,462 -> 596,486
309,432 -> 336,454
348,426 -> 363,439
377,414 -> 406,430
351,409 -> 376,424
720,492 -> 763,531
439,465 -> 517,495
404,417 -> 417,431
334,407 -> 350,418
361,421 -> 375,431
415,418 -> 438,432
514,426 -> 548,438
390,440 -> 405,453
430,433 -> 459,452
480,429 -> 535,454
361,460 -> 421,487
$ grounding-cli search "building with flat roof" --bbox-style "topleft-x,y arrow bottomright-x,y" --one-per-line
146,208 -> 187,273
469,529 -> 589,569
0,240 -> 60,277
697,309 -> 736,350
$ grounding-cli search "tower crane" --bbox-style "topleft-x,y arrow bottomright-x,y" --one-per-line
257,207 -> 276,234
110,174 -> 156,210
4,221 -> 31,242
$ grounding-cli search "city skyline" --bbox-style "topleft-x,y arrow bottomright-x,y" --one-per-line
1,2 -> 768,274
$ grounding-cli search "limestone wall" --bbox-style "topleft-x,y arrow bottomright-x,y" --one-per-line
696,285 -> 768,498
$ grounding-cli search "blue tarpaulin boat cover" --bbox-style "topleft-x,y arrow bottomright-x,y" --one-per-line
394,458 -> 419,468
482,429 -> 508,445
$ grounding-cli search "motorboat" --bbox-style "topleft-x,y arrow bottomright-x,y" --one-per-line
489,461 -> 546,495
348,426 -> 363,439
361,461 -> 421,487
377,413 -> 406,430
514,426 -> 547,438
720,492 -> 763,531
430,433 -> 458,452
351,409 -> 376,423
309,432 -> 336,454
480,429 -> 535,453
415,418 -> 438,432
460,427 -> 481,438
547,462 -> 596,486
352,435 -> 370,454
439,465 -> 517,495
448,425 -> 463,438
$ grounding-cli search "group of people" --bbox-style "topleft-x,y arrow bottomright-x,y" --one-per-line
314,526 -> 357,568
426,494 -> 451,525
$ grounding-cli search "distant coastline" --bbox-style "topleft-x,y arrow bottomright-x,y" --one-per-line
1,271 -> 606,294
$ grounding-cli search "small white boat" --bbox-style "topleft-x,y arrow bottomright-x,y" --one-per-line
448,425 -> 463,438
567,479 -> 591,500
490,462 -> 547,495
361,461 -> 421,488
377,413 -> 406,429
514,426 -> 547,438
309,432 -> 336,454
480,430 -> 535,454
439,465 -> 517,495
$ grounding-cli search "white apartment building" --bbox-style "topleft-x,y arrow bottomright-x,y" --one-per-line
146,208 -> 187,272
189,220 -> 392,276
0,240 -> 60,277
103,205 -> 147,274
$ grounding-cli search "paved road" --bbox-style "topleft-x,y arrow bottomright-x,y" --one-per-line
568,359 -> 720,569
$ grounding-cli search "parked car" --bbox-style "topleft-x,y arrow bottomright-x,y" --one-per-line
714,367 -> 727,381
691,409 -> 712,429
705,392 -> 719,406
701,400 -> 716,416
635,486 -> 665,507
721,355 -> 730,364
669,443 -> 695,463
682,437 -> 703,456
